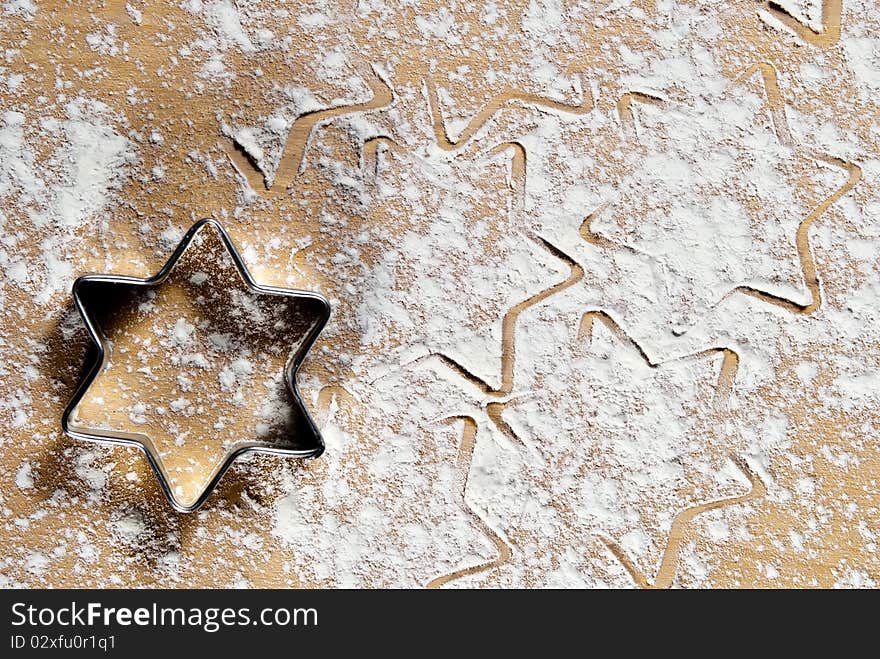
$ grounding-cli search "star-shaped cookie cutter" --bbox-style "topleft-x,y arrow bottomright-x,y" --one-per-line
61,218 -> 331,512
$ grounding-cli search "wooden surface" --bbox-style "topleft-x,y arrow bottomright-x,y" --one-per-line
1,0 -> 877,588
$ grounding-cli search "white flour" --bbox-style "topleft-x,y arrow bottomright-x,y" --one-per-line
1,1 -> 877,588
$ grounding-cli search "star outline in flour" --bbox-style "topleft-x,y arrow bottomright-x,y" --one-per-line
522,310 -> 764,587
575,312 -> 766,587
583,62 -> 861,333
61,218 -> 331,513
426,308 -> 766,588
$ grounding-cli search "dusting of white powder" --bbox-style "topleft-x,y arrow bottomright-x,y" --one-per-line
0,98 -> 134,303
2,0 -> 878,590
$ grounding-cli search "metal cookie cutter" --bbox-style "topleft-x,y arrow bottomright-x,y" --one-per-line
61,218 -> 331,512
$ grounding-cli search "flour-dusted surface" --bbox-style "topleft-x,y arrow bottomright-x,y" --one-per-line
0,1 -> 877,588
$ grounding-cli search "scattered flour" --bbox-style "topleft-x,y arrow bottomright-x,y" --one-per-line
2,1 -> 877,589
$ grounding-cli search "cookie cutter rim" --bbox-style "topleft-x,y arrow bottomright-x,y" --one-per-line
61,218 -> 331,513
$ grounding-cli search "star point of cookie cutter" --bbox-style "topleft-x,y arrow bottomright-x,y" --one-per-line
61,218 -> 331,513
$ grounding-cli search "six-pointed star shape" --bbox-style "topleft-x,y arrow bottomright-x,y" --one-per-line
430,308 -> 758,587
588,65 -> 858,334
62,218 -> 330,512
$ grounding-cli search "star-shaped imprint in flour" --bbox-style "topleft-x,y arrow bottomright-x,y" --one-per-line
63,220 -> 329,512
587,64 -> 859,335
435,306 -> 764,587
